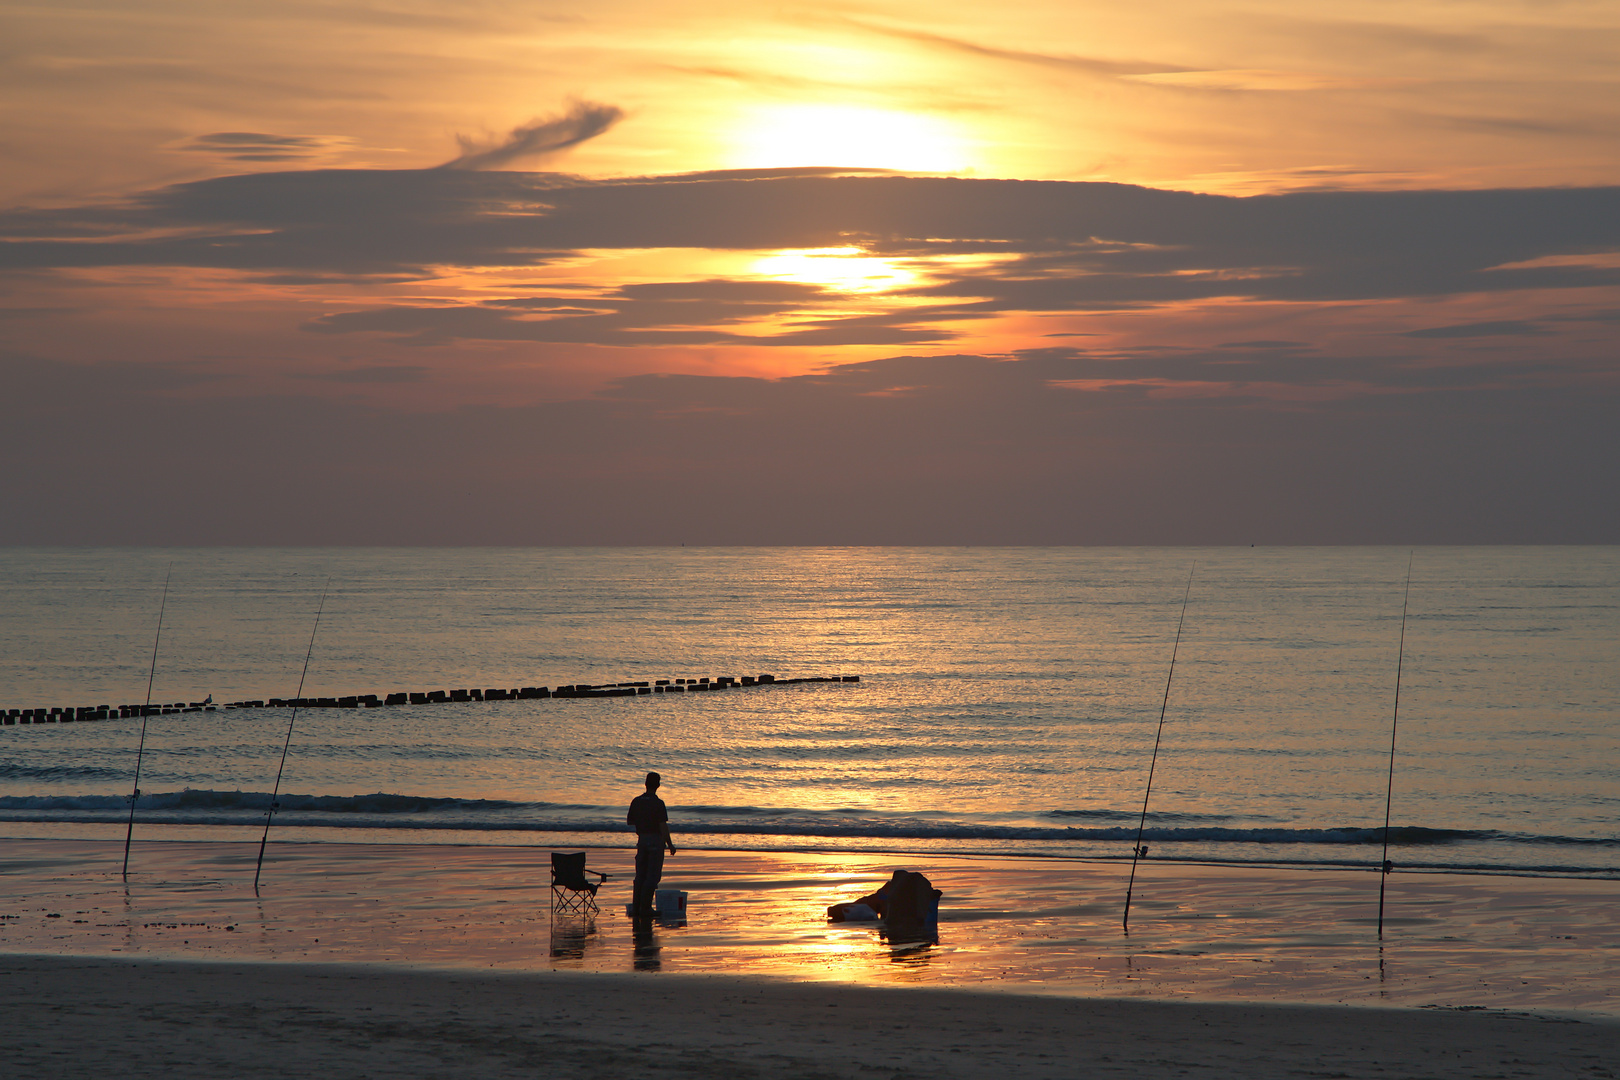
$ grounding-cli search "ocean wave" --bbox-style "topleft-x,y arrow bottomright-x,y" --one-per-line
610,822 -> 1506,846
0,790 -> 529,813
1044,808 -> 1230,823
0,763 -> 126,781
0,790 -> 1611,849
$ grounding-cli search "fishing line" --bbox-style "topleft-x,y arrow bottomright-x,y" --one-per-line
254,578 -> 330,893
1377,551 -> 1414,939
122,563 -> 172,880
1122,563 -> 1194,932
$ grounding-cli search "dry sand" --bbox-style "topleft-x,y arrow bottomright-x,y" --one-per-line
3,838 -> 1617,1078
4,955 -> 1615,1079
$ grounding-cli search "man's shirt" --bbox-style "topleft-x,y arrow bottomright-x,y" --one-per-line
627,791 -> 668,838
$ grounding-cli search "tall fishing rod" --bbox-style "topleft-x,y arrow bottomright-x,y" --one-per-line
1377,552 -> 1414,939
1122,564 -> 1195,932
122,564 -> 172,880
254,578 -> 330,893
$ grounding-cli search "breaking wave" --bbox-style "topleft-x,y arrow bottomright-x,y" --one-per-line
0,790 -> 1612,853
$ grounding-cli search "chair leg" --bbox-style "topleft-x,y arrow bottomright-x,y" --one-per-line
552,885 -> 596,919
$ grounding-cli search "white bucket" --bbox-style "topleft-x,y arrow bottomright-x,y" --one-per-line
654,889 -> 687,916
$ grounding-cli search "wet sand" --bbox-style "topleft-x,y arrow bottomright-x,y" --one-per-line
3,838 -> 1616,1010
3,838 -> 1616,1077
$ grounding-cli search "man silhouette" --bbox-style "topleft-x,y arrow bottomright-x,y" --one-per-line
627,771 -> 676,920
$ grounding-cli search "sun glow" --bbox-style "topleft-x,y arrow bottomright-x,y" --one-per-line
728,105 -> 971,174
751,247 -> 918,293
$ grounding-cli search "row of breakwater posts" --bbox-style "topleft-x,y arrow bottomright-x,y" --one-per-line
1,673 -> 861,726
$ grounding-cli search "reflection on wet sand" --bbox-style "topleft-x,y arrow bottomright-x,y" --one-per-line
550,915 -> 597,960
632,921 -> 661,971
5,840 -> 1617,1014
880,927 -> 937,968
550,904 -> 693,971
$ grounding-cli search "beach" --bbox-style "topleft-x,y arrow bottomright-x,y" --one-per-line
3,838 -> 1616,1077
8,955 -> 1617,1080
3,548 -> 1615,1075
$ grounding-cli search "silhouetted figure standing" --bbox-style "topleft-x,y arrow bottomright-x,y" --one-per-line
627,771 -> 676,920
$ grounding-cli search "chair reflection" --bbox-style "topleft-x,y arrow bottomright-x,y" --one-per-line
550,916 -> 599,960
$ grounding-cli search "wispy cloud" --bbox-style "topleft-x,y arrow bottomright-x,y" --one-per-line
301,279 -> 957,349
1401,320 -> 1550,338
176,131 -> 342,162
846,20 -> 1191,78
1123,69 -> 1411,92
436,101 -> 625,171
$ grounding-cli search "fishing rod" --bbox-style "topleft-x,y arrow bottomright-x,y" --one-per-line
122,564 -> 172,880
254,578 -> 330,893
1122,563 -> 1194,932
1377,552 -> 1414,939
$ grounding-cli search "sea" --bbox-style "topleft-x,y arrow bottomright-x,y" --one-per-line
0,547 -> 1615,879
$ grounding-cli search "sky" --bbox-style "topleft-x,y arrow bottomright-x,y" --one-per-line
2,0 -> 1617,544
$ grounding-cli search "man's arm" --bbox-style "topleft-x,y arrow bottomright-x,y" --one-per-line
660,821 -> 675,855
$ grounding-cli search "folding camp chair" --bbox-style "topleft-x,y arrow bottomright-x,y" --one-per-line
551,851 -> 608,918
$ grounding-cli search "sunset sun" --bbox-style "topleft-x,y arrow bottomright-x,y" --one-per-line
727,105 -> 971,173
750,246 -> 917,293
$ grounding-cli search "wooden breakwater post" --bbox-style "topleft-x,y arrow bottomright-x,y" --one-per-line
2,673 -> 859,728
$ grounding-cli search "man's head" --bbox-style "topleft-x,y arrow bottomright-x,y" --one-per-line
645,771 -> 661,791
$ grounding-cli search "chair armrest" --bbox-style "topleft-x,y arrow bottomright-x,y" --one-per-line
585,870 -> 609,881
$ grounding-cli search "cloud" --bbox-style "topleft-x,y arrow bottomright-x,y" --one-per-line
1426,113 -> 1608,139
292,364 -> 429,383
2,169 -> 1619,351
1554,309 -> 1620,324
301,280 -> 959,348
176,131 -> 342,162
1123,70 -> 1408,92
436,102 -> 625,171
1401,320 -> 1550,338
6,170 -> 1618,292
5,350 -> 1615,545
845,20 -> 1192,79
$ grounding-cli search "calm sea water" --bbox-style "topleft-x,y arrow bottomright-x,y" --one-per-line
0,547 -> 1615,877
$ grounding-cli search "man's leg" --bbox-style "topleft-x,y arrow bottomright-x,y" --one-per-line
633,841 -> 665,918
633,844 -> 650,917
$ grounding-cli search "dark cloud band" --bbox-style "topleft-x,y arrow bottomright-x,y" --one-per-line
3,169 -> 1618,350
5,170 -> 1616,291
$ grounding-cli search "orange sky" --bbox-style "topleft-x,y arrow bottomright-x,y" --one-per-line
2,1 -> 1618,542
